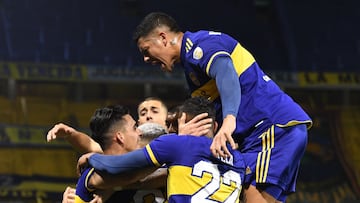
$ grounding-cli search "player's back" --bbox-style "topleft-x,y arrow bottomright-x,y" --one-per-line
145,134 -> 246,203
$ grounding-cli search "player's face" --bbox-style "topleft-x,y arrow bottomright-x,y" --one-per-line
137,34 -> 176,72
138,100 -> 167,128
121,115 -> 142,151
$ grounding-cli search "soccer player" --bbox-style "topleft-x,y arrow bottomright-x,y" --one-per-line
77,97 -> 251,203
137,97 -> 168,129
46,97 -> 170,153
132,12 -> 313,203
74,105 -> 167,203
47,97 -> 211,152
46,97 -> 211,203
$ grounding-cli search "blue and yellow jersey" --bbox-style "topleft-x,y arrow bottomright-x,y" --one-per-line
143,134 -> 245,203
75,167 -> 96,203
75,168 -> 141,203
180,31 -> 312,145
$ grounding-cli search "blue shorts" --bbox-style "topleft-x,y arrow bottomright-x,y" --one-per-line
241,124 -> 308,201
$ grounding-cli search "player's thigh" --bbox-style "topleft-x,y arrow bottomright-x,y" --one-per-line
242,184 -> 280,203
243,124 -> 308,198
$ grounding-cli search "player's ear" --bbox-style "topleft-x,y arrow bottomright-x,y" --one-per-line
159,32 -> 168,46
115,131 -> 125,145
213,121 -> 218,133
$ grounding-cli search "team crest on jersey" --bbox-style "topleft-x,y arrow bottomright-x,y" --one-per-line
189,72 -> 201,86
246,166 -> 252,175
193,47 -> 203,60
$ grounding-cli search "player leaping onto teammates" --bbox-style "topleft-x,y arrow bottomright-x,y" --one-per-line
132,12 -> 312,203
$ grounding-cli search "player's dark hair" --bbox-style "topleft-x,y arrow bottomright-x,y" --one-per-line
180,96 -> 216,121
133,12 -> 181,42
138,96 -> 168,112
168,96 -> 216,133
89,105 -> 130,150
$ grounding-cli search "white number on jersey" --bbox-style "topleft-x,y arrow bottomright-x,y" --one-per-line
191,160 -> 242,203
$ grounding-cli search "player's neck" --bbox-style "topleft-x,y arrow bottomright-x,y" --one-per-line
104,144 -> 128,155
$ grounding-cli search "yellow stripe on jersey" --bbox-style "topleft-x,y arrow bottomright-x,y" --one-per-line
205,51 -> 231,75
194,43 -> 255,102
205,43 -> 255,77
185,38 -> 193,53
276,120 -> 313,130
256,125 -> 275,183
167,165 -> 211,196
75,195 -> 88,203
213,177 -> 240,202
190,79 -> 219,102
231,43 -> 255,76
145,145 -> 161,166
85,168 -> 96,192
167,165 -> 239,202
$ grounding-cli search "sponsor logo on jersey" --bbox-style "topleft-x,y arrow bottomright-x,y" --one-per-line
246,166 -> 252,175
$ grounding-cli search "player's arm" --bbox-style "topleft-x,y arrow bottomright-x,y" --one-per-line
208,56 -> 240,157
81,149 -> 158,189
123,167 -> 167,189
47,123 -> 103,153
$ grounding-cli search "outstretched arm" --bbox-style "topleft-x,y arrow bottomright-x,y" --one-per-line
123,167 -> 167,190
208,56 -> 240,158
47,123 -> 102,153
88,149 -> 152,174
77,150 -> 157,189
89,167 -> 157,189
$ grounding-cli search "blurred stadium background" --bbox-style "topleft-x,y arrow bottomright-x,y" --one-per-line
0,0 -> 359,202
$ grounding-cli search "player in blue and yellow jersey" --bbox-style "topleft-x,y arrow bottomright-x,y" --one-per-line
78,97 -> 251,203
47,97 -> 211,203
73,105 -> 168,203
74,105 -> 142,203
132,12 -> 312,203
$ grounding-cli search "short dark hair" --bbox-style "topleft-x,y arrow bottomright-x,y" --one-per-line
89,105 -> 130,150
139,97 -> 168,112
180,96 -> 216,122
133,12 -> 181,42
167,96 -> 216,133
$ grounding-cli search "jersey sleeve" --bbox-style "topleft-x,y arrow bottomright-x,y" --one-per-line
88,149 -> 153,175
195,32 -> 233,74
75,167 -> 96,202
143,134 -> 181,166
209,56 -> 241,118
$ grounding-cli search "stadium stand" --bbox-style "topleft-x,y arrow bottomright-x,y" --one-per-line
334,107 -> 360,195
280,0 -> 360,71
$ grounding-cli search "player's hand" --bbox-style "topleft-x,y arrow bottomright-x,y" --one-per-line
47,123 -> 76,142
62,186 -> 76,203
178,113 -> 212,136
210,115 -> 237,158
77,152 -> 95,176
